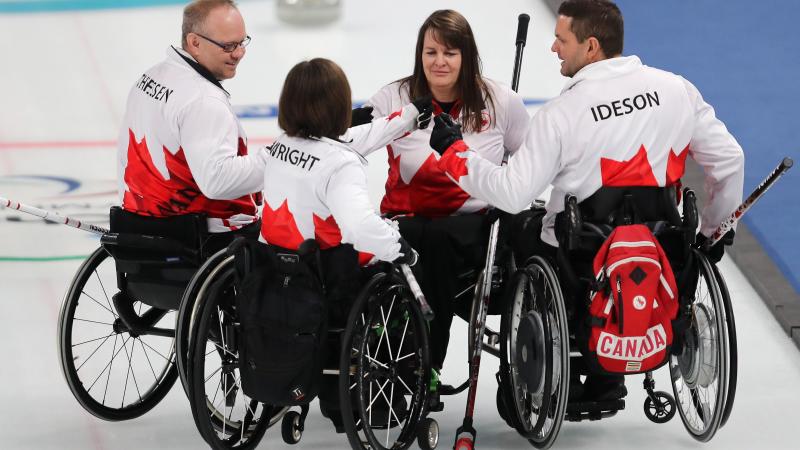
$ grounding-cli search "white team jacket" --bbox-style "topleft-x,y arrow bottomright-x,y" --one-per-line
259,104 -> 422,264
438,56 -> 745,246
117,46 -> 267,232
365,78 -> 529,216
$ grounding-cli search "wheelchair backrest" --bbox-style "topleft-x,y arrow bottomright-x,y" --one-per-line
577,186 -> 682,227
555,187 -> 697,300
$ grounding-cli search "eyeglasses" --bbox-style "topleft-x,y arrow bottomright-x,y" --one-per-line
195,33 -> 251,53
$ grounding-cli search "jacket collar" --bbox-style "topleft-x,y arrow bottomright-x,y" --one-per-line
561,55 -> 643,94
169,46 -> 230,97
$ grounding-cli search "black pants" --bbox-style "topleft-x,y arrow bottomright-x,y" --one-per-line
396,214 -> 490,370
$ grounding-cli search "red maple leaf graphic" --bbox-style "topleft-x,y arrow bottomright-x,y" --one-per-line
313,214 -> 374,265
600,144 -> 659,187
380,144 -> 471,217
261,200 -> 304,250
386,110 -> 402,121
666,144 -> 690,186
122,129 -> 256,221
437,140 -> 470,182
313,213 -> 343,249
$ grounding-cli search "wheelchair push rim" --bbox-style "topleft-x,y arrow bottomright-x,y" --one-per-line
340,271 -> 432,450
57,246 -> 178,421
176,248 -> 232,396
669,251 -> 730,442
500,256 -> 570,449
185,256 -> 276,450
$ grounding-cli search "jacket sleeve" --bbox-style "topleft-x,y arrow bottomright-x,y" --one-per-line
503,88 -> 530,155
178,96 -> 268,200
345,103 -> 419,157
366,85 -> 393,118
682,78 -> 745,236
325,159 -> 402,261
437,109 -> 562,214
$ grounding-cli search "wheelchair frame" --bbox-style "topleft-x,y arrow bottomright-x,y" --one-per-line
459,188 -> 739,449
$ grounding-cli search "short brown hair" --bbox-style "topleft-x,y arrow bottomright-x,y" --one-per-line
400,9 -> 494,133
182,0 -> 237,48
558,0 -> 624,57
278,58 -> 352,139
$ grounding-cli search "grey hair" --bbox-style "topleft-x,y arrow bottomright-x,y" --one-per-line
181,0 -> 238,48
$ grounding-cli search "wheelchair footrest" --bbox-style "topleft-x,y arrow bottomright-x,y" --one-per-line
565,399 -> 625,422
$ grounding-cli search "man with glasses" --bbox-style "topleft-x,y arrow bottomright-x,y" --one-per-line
117,0 -> 263,251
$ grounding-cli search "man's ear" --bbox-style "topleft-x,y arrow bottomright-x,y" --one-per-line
186,33 -> 200,52
586,36 -> 605,61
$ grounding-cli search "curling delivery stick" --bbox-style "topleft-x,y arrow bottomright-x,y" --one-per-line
0,195 -> 108,235
454,13 -> 530,450
706,157 -> 793,248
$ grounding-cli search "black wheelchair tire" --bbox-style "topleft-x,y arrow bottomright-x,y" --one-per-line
498,256 -> 570,449
670,251 -> 730,442
186,257 -> 273,450
711,262 -> 737,428
339,270 -> 432,450
58,246 -> 178,421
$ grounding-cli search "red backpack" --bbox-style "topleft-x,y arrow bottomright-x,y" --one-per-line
583,224 -> 679,374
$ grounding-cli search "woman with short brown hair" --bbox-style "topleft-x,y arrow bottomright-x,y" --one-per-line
262,57 -> 433,431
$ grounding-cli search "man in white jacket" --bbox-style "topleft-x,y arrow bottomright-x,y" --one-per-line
430,0 -> 744,401
117,0 -> 266,253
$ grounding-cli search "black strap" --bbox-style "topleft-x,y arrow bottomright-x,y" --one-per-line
615,275 -> 624,335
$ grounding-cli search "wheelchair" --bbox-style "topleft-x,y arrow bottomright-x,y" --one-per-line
57,206 -> 280,438
178,239 -> 439,450
491,187 -> 738,448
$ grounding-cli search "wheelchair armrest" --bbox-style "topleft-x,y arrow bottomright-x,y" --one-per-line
101,232 -> 200,262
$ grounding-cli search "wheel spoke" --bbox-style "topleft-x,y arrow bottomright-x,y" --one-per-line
139,339 -> 172,363
73,332 -> 115,350
99,334 -> 121,404
139,338 -> 159,382
73,318 -> 115,327
81,290 -> 117,318
93,267 -> 117,319
86,334 -> 130,392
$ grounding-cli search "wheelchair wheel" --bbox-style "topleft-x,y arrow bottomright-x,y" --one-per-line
58,246 -> 178,421
669,251 -> 731,442
186,255 -> 277,450
711,262 -> 737,428
339,271 -> 432,450
176,247 -> 230,395
499,256 -> 569,449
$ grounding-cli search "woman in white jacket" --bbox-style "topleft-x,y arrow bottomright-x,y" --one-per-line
260,58 -> 432,431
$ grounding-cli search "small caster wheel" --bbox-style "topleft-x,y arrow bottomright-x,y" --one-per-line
416,417 -> 439,450
281,410 -> 303,444
454,436 -> 474,450
644,391 -> 676,424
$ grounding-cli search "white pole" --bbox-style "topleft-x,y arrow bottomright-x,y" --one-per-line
0,196 -> 108,235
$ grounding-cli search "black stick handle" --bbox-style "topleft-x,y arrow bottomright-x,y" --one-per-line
707,157 -> 793,247
511,13 -> 530,92
516,13 -> 530,46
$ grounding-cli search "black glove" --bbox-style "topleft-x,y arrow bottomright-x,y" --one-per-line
695,229 -> 735,264
411,95 -> 433,129
350,105 -> 374,127
429,113 -> 463,155
394,237 -> 419,266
